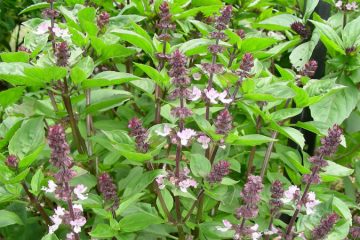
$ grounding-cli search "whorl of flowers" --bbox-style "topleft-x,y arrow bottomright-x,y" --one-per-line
290,21 -> 310,39
98,173 -> 119,211
215,109 -> 233,135
207,160 -> 230,183
270,180 -> 284,214
44,124 -> 88,237
312,213 -> 338,239
302,124 -> 342,185
55,42 -> 70,67
5,155 -> 18,169
128,117 -> 149,153
214,5 -> 233,31
156,1 -> 176,42
236,53 -> 254,78
42,8 -> 60,18
155,167 -> 197,192
299,60 -> 318,77
236,175 -> 263,219
335,1 -> 358,11
48,124 -> 73,168
97,11 -> 110,30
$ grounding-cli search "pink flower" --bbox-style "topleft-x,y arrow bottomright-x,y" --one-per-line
70,216 -> 86,233
346,2 -> 358,10
74,184 -> 88,200
282,185 -> 300,203
335,1 -> 343,9
54,206 -> 65,216
155,124 -> 172,137
49,214 -> 62,234
177,129 -> 197,146
216,219 -> 232,232
42,180 -> 57,193
218,91 -> 232,104
73,204 -> 83,212
197,135 -> 211,149
66,233 -> 75,240
178,178 -> 197,192
305,192 -> 320,215
250,224 -> 262,240
155,173 -> 167,189
36,22 -> 50,34
204,88 -> 219,104
188,86 -> 202,101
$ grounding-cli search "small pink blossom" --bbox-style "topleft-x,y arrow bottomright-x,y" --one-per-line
204,88 -> 219,104
178,178 -> 197,192
216,219 -> 232,232
36,22 -> 50,34
197,135 -> 211,149
70,217 -> 86,233
282,185 -> 300,203
218,91 -> 232,104
42,180 -> 57,193
66,233 -> 75,240
155,124 -> 172,137
54,206 -> 65,216
305,192 -> 320,215
74,184 -> 88,200
346,2 -> 358,10
73,204 -> 83,212
49,214 -> 62,234
189,86 -> 202,101
335,1 -> 343,9
250,224 -> 262,240
155,173 -> 167,189
177,129 -> 197,146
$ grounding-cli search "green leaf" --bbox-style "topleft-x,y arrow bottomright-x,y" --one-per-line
71,56 -> 94,84
82,71 -> 141,88
271,125 -> 305,149
8,117 -> 45,159
134,63 -> 168,88
178,38 -> 213,56
78,7 -> 98,36
255,14 -> 302,31
89,224 -> 116,238
118,211 -> 164,232
320,161 -> 354,181
18,144 -> 45,169
189,153 -> 211,178
0,210 -> 23,228
342,15 -> 360,48
82,89 -> 132,113
0,87 -> 25,108
112,29 -> 155,57
310,20 -> 345,54
174,5 -> 222,19
0,52 -> 29,63
290,31 -> 319,70
123,170 -> 162,198
310,87 -> 359,126
24,66 -> 67,85
226,134 -> 277,146
241,37 -> 277,52
19,2 -> 50,15
31,168 -> 44,195
303,0 -> 319,21
156,189 -> 173,218
270,108 -> 303,122
116,193 -> 144,216
0,168 -> 30,184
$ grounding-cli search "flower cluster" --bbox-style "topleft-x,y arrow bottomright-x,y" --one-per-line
282,185 -> 320,215
207,160 -> 230,183
312,213 -> 338,239
155,167 -> 197,192
128,117 -> 149,153
349,215 -> 360,239
215,109 -> 233,135
335,1 -> 358,11
299,59 -> 318,77
236,175 -> 263,219
5,155 -> 18,169
302,124 -> 342,185
36,22 -> 71,39
43,124 -> 88,237
290,21 -> 310,39
217,220 -> 262,240
55,42 -> 70,67
236,53 -> 255,78
156,1 -> 176,42
98,173 -> 119,211
97,11 -> 110,30
270,180 -> 284,214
